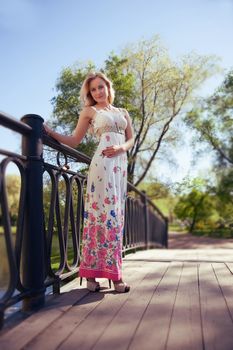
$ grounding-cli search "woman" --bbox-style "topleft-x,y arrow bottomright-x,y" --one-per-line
44,72 -> 134,293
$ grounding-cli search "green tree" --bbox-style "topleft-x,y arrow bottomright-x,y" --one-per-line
104,54 -> 137,114
216,169 -> 233,205
185,69 -> 233,231
174,189 -> 214,233
138,181 -> 170,199
138,180 -> 176,220
50,36 -> 219,185
122,36 -> 219,185
214,169 -> 233,227
104,54 -> 141,181
185,69 -> 233,166
2,175 -> 21,226
50,62 -> 97,157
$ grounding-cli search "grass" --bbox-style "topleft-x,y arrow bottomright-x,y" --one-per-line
0,226 -> 17,234
0,226 -> 78,271
168,222 -> 233,239
192,228 -> 233,239
153,197 -> 176,217
168,224 -> 233,239
50,249 -> 77,271
168,223 -> 187,233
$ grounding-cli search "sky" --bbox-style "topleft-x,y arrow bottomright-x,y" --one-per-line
1,0 -> 233,183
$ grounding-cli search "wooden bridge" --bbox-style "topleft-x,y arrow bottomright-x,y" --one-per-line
1,232 -> 233,350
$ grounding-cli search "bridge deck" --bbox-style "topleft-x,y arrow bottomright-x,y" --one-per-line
1,232 -> 233,350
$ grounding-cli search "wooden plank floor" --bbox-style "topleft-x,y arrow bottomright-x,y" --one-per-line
1,232 -> 233,350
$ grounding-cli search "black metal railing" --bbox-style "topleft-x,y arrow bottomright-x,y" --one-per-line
0,112 -> 168,329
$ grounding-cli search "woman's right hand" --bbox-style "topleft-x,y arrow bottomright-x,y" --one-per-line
42,107 -> 93,148
43,123 -> 53,136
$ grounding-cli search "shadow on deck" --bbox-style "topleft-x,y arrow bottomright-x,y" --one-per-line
1,232 -> 233,350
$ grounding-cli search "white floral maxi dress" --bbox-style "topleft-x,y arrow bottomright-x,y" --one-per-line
79,107 -> 128,281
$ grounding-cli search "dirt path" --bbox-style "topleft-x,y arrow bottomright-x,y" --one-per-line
168,231 -> 233,249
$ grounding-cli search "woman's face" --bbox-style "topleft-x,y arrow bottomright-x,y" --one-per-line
89,77 -> 109,104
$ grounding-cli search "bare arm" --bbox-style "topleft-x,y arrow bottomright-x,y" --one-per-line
44,107 -> 94,148
122,109 -> 134,151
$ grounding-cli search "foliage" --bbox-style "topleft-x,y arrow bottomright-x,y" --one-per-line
185,68 -> 233,167
50,62 -> 97,157
138,180 -> 177,220
43,173 -> 81,229
192,227 -> 233,239
0,175 -> 21,226
50,35 -> 219,185
104,54 -> 137,114
216,168 -> 233,205
155,197 -> 178,221
138,181 -> 171,199
214,168 -> 233,227
183,69 -> 233,234
122,36 -> 219,185
51,62 -> 95,130
174,188 -> 215,233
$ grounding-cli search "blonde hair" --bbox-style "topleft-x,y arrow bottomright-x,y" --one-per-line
80,72 -> 115,106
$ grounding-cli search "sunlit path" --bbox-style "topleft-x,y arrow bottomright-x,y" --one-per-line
168,231 -> 233,249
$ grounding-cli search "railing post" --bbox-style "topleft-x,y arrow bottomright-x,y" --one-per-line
164,217 -> 169,248
142,191 -> 149,249
21,114 -> 46,311
0,310 -> 3,330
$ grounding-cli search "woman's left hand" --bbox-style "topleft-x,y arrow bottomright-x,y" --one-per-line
102,145 -> 124,158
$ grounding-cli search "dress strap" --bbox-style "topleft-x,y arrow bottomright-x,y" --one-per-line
90,105 -> 98,112
118,107 -> 125,114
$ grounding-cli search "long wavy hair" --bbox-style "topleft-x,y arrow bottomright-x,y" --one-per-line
80,72 -> 115,106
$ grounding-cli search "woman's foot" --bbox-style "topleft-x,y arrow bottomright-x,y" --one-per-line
109,279 -> 130,293
86,278 -> 100,292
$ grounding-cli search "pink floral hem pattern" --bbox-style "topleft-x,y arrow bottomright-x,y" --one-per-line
79,268 -> 122,281
79,107 -> 128,282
